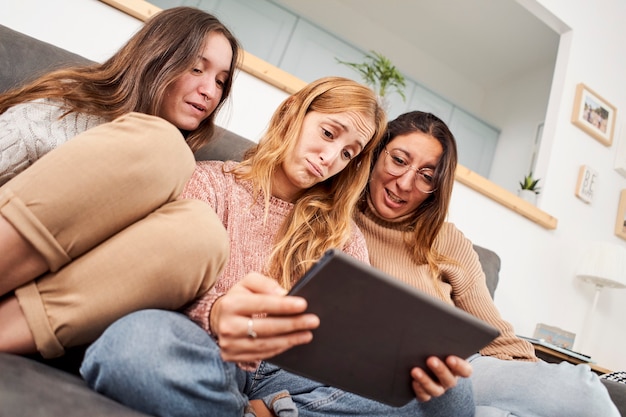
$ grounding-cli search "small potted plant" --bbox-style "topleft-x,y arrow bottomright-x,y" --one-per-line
336,50 -> 406,107
518,172 -> 541,203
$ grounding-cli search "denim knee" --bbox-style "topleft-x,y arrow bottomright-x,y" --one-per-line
81,309 -> 183,388
81,309 -> 248,417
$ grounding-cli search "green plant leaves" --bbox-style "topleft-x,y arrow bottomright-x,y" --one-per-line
336,50 -> 406,100
519,172 -> 541,194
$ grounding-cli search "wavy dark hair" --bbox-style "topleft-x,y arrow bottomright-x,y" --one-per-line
366,110 -> 458,279
0,7 -> 241,152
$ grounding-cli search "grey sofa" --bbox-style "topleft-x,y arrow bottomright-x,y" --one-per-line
0,24 -> 624,417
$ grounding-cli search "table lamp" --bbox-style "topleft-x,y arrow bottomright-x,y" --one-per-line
574,241 -> 626,354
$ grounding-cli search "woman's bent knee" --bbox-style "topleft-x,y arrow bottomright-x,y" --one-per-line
82,310 -> 187,380
81,310 -> 243,417
0,113 -> 197,264
18,201 -> 227,358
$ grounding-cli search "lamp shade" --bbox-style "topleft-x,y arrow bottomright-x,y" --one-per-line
575,241 -> 626,288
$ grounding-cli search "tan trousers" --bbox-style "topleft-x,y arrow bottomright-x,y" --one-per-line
0,113 -> 229,358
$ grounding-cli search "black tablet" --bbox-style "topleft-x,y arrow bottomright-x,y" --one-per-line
269,249 -> 499,407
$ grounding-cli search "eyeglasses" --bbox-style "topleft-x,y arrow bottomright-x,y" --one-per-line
382,148 -> 437,193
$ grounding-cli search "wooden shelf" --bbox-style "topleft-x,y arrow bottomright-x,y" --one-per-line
100,0 -> 559,231
455,165 -> 557,230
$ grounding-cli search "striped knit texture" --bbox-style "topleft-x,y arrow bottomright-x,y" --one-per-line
355,200 -> 536,361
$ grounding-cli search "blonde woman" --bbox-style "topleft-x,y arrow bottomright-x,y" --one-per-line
82,77 -> 474,417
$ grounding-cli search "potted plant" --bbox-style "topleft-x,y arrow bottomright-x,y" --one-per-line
518,172 -> 541,203
336,50 -> 406,106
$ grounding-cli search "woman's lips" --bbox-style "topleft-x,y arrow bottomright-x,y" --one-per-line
385,188 -> 405,206
307,160 -> 324,177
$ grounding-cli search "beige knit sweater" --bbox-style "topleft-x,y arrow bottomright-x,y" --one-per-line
180,160 -> 369,336
354,198 -> 537,361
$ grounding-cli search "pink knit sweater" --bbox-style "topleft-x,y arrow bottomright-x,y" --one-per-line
180,160 -> 369,335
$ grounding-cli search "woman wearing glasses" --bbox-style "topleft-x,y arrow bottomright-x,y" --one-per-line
354,110 -> 619,416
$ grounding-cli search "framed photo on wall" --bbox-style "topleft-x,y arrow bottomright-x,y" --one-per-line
571,83 -> 617,146
615,190 -> 626,240
575,165 -> 598,204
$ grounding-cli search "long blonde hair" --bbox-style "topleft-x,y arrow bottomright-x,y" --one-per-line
234,76 -> 387,288
0,7 -> 241,152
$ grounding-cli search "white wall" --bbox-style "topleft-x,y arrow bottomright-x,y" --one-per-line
2,0 -> 625,371
485,64 -> 554,191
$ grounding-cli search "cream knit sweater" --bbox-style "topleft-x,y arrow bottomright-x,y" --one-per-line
0,99 -> 105,186
354,198 -> 537,361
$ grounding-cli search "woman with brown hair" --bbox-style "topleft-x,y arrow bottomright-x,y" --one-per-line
356,110 -> 619,417
0,7 -> 240,359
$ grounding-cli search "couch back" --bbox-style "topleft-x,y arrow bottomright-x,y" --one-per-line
0,25 -> 92,93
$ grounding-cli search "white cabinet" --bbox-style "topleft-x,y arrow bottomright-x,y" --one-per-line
448,108 -> 499,178
279,20 -> 364,83
153,0 -> 499,177
202,0 -> 297,67
387,82 -> 454,123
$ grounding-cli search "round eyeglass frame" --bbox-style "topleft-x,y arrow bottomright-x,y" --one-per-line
382,148 -> 437,194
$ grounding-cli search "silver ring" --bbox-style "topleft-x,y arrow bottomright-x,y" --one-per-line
247,318 -> 257,339
204,95 -> 209,102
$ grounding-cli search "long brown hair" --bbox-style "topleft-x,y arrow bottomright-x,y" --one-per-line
0,7 -> 241,152
234,76 -> 387,288
367,111 -> 458,279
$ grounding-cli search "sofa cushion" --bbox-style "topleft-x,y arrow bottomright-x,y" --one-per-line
194,126 -> 255,163
602,379 -> 626,413
0,25 -> 92,94
0,353 -> 149,417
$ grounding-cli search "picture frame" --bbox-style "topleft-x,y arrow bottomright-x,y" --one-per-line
571,83 -> 617,146
575,165 -> 598,204
615,190 -> 626,240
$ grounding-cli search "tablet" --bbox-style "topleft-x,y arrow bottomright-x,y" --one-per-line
269,249 -> 500,407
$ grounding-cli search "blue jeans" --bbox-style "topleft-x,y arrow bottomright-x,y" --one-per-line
81,309 -> 474,417
470,355 -> 620,417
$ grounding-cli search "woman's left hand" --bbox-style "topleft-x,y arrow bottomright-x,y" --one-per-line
213,272 -> 320,363
410,355 -> 473,402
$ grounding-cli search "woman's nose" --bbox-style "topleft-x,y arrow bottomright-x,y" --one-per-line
200,80 -> 218,101
395,169 -> 414,190
319,146 -> 340,166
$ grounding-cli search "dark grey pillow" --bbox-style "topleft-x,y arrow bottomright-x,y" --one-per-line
0,25 -> 93,93
194,126 -> 255,163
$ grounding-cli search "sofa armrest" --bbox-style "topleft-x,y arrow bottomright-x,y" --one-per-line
472,244 -> 501,299
0,353 -> 149,417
